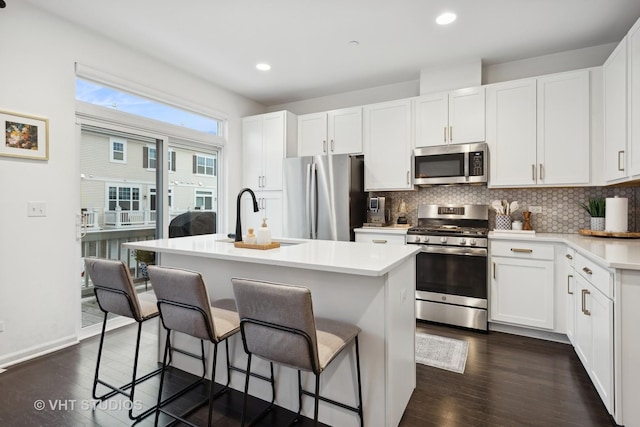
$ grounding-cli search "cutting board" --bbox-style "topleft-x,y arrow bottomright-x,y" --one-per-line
578,229 -> 640,238
233,241 -> 281,250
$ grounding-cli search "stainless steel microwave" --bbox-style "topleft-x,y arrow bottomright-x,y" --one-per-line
413,142 -> 488,186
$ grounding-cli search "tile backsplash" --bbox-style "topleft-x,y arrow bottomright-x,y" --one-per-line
373,186 -> 640,233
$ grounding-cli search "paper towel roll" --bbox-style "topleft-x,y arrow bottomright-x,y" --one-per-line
605,197 -> 628,232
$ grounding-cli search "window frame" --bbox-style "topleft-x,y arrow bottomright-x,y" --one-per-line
106,183 -> 142,211
109,137 -> 127,164
193,153 -> 216,177
194,189 -> 214,211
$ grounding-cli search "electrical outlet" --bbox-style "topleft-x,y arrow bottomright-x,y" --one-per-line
27,201 -> 47,217
529,205 -> 542,214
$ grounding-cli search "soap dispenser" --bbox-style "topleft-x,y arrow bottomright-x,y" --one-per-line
244,228 -> 257,244
256,218 -> 272,245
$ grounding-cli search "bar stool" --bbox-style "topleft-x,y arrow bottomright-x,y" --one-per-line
84,257 -> 163,422
147,266 -> 275,427
231,277 -> 364,427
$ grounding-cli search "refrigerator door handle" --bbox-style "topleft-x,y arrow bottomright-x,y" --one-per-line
305,163 -> 312,239
310,162 -> 318,239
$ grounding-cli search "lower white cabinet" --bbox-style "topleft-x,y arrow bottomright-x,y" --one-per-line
572,258 -> 614,414
354,228 -> 407,245
489,240 -> 555,329
241,191 -> 282,238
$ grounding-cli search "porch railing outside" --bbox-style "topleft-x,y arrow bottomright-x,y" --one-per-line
103,206 -> 156,228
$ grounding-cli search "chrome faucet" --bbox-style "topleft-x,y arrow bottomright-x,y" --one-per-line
235,188 -> 259,242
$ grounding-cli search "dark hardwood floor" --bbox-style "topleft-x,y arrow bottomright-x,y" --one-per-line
0,319 -> 615,426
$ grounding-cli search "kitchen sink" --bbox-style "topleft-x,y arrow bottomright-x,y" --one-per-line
215,237 -> 301,246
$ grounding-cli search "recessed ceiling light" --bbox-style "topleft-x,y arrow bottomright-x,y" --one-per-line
349,40 -> 360,47
436,12 -> 457,25
256,63 -> 271,71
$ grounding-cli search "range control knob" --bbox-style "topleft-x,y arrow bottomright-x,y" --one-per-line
469,239 -> 477,246
414,236 -> 422,243
460,238 -> 467,245
440,237 -> 447,243
423,236 -> 429,243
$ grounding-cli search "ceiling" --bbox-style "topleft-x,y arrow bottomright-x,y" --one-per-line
25,0 -> 640,106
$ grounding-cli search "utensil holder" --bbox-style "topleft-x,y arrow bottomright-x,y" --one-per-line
495,214 -> 512,230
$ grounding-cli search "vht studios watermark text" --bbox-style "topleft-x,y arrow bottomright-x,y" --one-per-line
33,399 -> 143,411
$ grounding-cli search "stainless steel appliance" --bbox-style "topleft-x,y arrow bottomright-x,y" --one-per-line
364,196 -> 391,227
413,142 -> 488,186
282,154 -> 365,241
407,204 -> 489,331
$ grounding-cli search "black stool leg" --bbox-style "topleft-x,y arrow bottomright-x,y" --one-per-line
154,329 -> 172,426
240,353 -> 253,427
354,336 -> 364,427
92,311 -> 109,400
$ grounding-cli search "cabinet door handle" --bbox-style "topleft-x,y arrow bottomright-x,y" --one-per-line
539,164 -> 544,180
510,248 -> 533,253
331,139 -> 335,152
493,262 -> 496,279
443,126 -> 447,143
531,164 -> 536,181
582,267 -> 593,275
618,150 -> 625,171
567,275 -> 573,295
323,140 -> 327,153
449,126 -> 453,142
372,239 -> 387,244
581,289 -> 591,315
565,254 -> 573,260
407,170 -> 410,185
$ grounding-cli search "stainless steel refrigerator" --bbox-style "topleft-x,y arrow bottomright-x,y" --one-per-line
282,154 -> 365,241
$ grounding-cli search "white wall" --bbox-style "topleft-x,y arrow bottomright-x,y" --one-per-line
0,2 -> 264,366
270,44 -> 616,115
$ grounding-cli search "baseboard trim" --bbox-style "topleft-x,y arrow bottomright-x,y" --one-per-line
0,335 -> 79,368
489,322 -> 570,344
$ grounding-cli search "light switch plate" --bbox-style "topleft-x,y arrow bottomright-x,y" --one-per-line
27,201 -> 46,217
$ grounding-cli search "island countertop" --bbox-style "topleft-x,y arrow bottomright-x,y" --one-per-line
123,233 -> 420,277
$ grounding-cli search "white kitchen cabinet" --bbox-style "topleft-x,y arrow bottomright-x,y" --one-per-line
486,78 -> 537,187
414,86 -> 485,147
537,70 -> 590,185
363,99 -> 413,191
488,70 -> 591,187
564,247 -> 577,345
628,19 -> 640,177
242,111 -> 296,191
490,240 -> 555,330
241,191 -> 283,239
573,272 -> 614,414
298,107 -> 362,156
354,228 -> 407,245
603,39 -> 628,182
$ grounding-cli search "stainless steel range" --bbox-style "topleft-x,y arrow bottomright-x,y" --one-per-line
407,204 -> 489,331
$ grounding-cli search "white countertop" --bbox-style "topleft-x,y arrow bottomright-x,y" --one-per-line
490,231 -> 640,270
123,234 -> 420,277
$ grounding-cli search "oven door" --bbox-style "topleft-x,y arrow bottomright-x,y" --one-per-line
415,245 -> 487,301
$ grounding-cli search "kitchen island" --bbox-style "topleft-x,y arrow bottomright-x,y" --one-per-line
123,234 -> 420,427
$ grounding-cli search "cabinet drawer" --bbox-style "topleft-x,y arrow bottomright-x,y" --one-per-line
490,240 -> 554,260
574,252 -> 613,298
355,232 -> 406,245
565,247 -> 576,268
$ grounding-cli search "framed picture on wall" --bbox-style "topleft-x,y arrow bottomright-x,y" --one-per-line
1,110 -> 49,160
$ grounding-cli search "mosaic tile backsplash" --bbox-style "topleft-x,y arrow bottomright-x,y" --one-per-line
373,186 -> 640,233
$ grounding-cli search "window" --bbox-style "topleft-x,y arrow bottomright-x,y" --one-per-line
143,146 -> 156,169
149,187 -> 172,210
110,137 -> 127,163
193,154 -> 216,176
195,190 -> 214,211
168,150 -> 176,172
76,78 -> 222,135
108,185 -> 141,210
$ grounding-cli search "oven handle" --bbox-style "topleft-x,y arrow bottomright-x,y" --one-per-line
418,245 -> 487,257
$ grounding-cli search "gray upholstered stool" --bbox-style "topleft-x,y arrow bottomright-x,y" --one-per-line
84,257 -> 163,422
148,266 -> 274,427
231,277 -> 364,427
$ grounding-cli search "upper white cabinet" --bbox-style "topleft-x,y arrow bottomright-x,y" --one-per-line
628,19 -> 640,177
536,70 -> 591,185
603,39 -> 628,182
488,70 -> 591,187
486,78 -> 537,186
414,86 -> 485,147
298,107 -> 362,156
363,99 -> 413,191
242,111 -> 296,191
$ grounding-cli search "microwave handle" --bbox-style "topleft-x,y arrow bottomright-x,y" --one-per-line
464,151 -> 470,181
